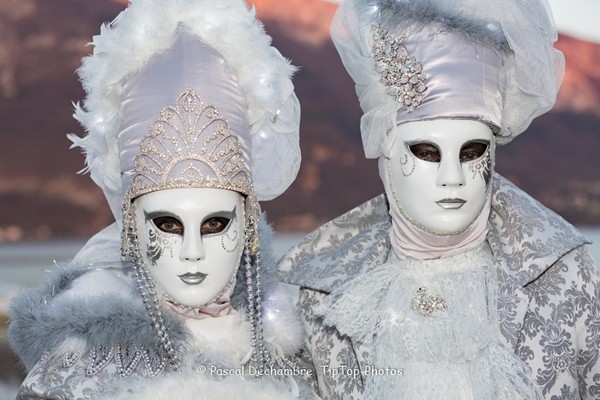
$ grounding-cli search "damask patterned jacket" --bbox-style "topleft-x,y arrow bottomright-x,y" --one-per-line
280,174 -> 600,400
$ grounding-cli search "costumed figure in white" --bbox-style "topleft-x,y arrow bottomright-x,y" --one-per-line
280,0 -> 600,399
9,0 -> 318,398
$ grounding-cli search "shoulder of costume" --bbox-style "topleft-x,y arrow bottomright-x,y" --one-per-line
278,173 -> 589,292
279,194 -> 391,293
8,259 -> 186,372
489,174 -> 589,286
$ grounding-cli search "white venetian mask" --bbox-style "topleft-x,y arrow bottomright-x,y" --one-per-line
134,187 -> 245,307
382,119 -> 495,235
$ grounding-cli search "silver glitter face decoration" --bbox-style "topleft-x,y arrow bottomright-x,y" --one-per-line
146,228 -> 163,266
372,24 -> 428,112
468,141 -> 494,187
146,227 -> 178,266
221,224 -> 239,253
400,152 -> 416,177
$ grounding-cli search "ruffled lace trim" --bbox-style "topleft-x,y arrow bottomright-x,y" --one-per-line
316,243 -> 542,399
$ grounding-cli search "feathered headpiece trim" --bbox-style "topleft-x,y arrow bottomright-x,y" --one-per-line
69,0 -> 300,220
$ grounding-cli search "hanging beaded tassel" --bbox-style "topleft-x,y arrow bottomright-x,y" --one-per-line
253,246 -> 274,368
244,228 -> 260,368
123,204 -> 180,371
243,191 -> 276,372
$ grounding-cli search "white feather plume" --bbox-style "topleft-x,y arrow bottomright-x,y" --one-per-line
261,285 -> 305,355
71,0 -> 299,217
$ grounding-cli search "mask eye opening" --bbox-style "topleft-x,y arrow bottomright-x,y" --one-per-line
407,141 -> 441,163
459,140 -> 489,163
152,216 -> 184,235
201,216 -> 232,236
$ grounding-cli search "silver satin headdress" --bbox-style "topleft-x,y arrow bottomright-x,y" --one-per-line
119,35 -> 255,201
70,0 -> 300,220
69,0 -> 300,372
331,0 -> 565,158
117,33 -> 262,258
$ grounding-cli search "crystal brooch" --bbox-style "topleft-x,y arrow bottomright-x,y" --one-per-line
410,287 -> 447,317
372,24 -> 427,112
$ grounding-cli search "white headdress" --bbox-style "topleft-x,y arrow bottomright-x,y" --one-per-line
70,0 -> 300,220
331,0 -> 565,158
68,0 -> 301,372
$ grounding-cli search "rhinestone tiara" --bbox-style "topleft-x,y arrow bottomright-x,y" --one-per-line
125,87 -> 253,204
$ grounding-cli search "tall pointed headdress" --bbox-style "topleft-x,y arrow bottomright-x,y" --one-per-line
70,0 -> 300,219
69,0 -> 301,371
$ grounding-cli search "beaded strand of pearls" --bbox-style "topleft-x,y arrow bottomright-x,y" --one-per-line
127,211 -> 179,371
245,212 -> 278,372
244,222 -> 261,369
253,247 -> 275,368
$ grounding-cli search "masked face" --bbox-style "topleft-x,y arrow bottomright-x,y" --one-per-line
382,119 -> 495,235
134,188 -> 245,307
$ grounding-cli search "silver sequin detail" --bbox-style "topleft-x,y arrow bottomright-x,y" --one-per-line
127,87 -> 253,202
372,25 -> 427,111
62,352 -> 81,368
410,287 -> 448,317
85,346 -> 115,376
115,345 -> 143,378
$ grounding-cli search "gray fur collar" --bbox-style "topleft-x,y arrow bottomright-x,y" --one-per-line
9,264 -> 183,371
9,216 -> 299,371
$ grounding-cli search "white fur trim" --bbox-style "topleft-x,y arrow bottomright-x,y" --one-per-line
185,313 -> 252,367
262,285 -> 304,355
102,369 -> 298,400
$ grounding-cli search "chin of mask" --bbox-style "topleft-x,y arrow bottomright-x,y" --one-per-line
134,187 -> 245,307
382,119 -> 495,235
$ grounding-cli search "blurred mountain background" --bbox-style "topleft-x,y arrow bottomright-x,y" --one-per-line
0,0 -> 599,242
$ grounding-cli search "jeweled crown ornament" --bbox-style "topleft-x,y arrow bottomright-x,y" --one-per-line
126,87 -> 253,203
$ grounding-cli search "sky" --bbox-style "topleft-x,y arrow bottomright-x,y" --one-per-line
323,0 -> 600,44
548,0 -> 600,43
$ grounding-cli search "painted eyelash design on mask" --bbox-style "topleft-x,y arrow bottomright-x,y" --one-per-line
400,152 -> 416,176
144,211 -> 179,265
201,208 -> 236,238
400,140 -> 427,177
468,141 -> 494,186
146,227 -> 177,266
221,227 -> 239,253
204,207 -> 239,253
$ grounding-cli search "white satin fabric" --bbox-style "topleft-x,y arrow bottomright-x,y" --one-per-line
330,0 -> 565,159
118,32 -> 251,196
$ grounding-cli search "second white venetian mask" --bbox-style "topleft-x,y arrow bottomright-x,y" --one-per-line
381,119 -> 495,235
